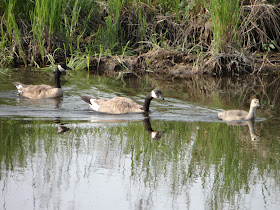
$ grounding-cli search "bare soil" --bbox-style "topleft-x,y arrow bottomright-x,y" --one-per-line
87,49 -> 280,79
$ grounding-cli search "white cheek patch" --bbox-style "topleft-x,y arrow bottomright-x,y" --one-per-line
89,99 -> 100,111
151,90 -> 157,98
57,65 -> 66,72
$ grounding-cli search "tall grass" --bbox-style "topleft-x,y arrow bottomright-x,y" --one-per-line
206,0 -> 240,54
0,0 -> 278,71
0,0 -> 197,67
6,1 -> 27,66
30,0 -> 63,63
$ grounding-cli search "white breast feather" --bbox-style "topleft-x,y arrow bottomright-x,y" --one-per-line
15,84 -> 23,94
89,99 -> 100,111
17,84 -> 23,89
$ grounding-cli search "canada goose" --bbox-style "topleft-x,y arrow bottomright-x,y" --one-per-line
218,98 -> 260,121
13,63 -> 72,99
81,89 -> 164,114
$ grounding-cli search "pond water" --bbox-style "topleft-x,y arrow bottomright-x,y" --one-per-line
0,68 -> 280,210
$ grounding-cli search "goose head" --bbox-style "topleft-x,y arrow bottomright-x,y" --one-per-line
151,89 -> 164,100
251,98 -> 260,108
56,63 -> 72,73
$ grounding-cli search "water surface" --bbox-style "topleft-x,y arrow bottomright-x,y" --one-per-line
0,68 -> 279,209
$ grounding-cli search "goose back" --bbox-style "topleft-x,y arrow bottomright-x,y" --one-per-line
98,97 -> 143,114
81,96 -> 143,114
218,110 -> 249,121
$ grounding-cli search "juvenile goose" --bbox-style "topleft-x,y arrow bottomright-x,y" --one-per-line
13,63 -> 71,99
218,98 -> 260,121
81,89 -> 164,114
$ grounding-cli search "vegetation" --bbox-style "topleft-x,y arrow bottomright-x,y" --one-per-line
0,0 -> 280,75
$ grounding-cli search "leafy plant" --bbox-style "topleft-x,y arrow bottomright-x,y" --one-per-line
262,40 -> 277,52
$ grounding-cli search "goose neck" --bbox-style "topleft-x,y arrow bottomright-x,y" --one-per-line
142,93 -> 153,112
245,106 -> 256,120
54,69 -> 62,88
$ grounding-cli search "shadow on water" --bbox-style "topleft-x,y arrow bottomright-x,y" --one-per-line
0,69 -> 280,209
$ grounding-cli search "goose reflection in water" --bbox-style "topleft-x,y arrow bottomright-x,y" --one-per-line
86,113 -> 164,140
54,118 -> 70,133
143,117 -> 164,140
15,97 -> 63,108
226,119 -> 260,142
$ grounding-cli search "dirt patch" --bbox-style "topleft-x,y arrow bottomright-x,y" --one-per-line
87,48 -> 280,79
87,49 -> 200,78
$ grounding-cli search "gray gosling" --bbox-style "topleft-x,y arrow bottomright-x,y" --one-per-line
218,98 -> 260,121
81,89 -> 164,114
13,63 -> 71,99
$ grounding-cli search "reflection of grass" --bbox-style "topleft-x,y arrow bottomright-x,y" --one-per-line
106,120 -> 280,208
0,118 -> 279,208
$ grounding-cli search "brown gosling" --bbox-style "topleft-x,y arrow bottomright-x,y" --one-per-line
13,63 -> 71,99
218,98 -> 260,121
81,89 -> 164,114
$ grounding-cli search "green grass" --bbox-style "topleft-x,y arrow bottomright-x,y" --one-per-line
0,0 -> 198,67
0,0 -> 278,70
206,0 -> 240,54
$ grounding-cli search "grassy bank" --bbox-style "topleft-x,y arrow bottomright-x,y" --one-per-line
0,0 -> 280,75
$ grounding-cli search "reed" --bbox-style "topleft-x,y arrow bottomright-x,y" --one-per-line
0,0 -> 279,71
206,0 -> 240,54
6,1 -> 27,66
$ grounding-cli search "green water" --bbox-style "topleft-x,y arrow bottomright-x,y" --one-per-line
0,68 -> 279,209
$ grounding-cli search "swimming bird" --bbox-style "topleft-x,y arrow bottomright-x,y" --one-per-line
218,98 -> 260,121
13,63 -> 72,99
81,89 -> 164,114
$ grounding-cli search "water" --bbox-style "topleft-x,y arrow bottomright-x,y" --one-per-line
0,68 -> 280,209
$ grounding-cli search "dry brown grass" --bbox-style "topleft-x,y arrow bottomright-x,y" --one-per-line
240,0 -> 280,51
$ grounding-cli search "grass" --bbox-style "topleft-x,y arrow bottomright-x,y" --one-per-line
206,0 -> 240,54
0,0 -> 279,75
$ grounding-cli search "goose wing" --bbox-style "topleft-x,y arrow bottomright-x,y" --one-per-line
98,97 -> 142,114
218,110 -> 249,121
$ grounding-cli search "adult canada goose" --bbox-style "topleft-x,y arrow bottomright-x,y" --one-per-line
13,63 -> 72,99
218,98 -> 260,121
81,89 -> 164,114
